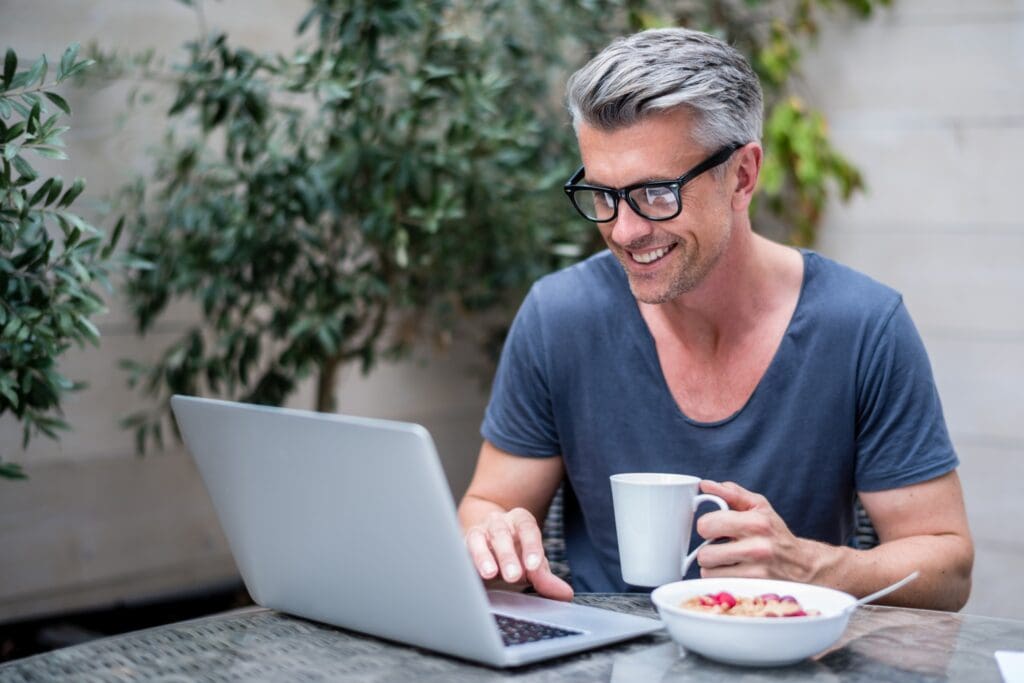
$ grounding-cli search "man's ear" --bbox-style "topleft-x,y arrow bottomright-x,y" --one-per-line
731,143 -> 763,212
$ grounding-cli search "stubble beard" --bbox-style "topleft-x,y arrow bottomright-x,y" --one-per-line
619,222 -> 732,305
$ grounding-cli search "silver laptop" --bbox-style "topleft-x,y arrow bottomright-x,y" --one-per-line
170,395 -> 661,667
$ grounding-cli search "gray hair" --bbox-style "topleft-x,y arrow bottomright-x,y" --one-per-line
566,28 -> 763,151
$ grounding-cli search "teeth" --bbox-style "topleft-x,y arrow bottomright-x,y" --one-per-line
631,245 -> 672,264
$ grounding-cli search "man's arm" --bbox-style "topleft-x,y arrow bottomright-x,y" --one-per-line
695,471 -> 974,610
457,440 -> 574,601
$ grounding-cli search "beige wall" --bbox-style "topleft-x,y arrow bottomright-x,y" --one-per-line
803,0 -> 1024,618
1,0 -> 1021,622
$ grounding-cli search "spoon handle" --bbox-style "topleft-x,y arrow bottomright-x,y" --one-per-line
855,571 -> 920,608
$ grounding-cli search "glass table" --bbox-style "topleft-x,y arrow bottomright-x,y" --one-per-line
1,594 -> 1021,681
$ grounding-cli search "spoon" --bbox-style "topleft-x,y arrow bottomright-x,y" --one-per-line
847,571 -> 920,612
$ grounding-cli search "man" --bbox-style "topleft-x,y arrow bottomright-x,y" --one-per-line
456,28 -> 973,610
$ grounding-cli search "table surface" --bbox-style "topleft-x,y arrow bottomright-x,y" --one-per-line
1,594 -> 1022,682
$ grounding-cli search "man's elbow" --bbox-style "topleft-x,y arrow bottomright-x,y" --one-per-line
937,534 -> 974,612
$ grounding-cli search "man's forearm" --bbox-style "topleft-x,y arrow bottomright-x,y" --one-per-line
806,533 -> 973,611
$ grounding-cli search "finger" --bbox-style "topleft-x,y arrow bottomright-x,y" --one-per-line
507,508 -> 545,572
527,558 -> 575,602
701,479 -> 766,512
486,517 -> 524,583
465,527 -> 499,579
697,536 -> 774,570
700,562 -> 770,580
697,509 -> 771,540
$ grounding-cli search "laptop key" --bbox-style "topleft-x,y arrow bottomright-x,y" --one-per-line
493,613 -> 583,646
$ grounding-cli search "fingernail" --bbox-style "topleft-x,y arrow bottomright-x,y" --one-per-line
525,554 -> 540,570
482,561 -> 496,576
505,563 -> 520,580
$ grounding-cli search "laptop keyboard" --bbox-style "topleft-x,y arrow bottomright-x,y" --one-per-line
493,613 -> 583,646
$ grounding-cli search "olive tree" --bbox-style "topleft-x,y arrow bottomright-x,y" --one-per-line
0,45 -> 121,479
108,0 -> 890,450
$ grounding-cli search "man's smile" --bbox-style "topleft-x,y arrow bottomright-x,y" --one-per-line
627,242 -> 677,265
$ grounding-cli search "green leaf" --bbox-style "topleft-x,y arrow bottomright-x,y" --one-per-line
134,425 -> 147,455
31,146 -> 68,160
0,381 -> 19,409
69,256 -> 92,284
25,55 -> 47,89
28,177 -> 54,206
124,257 -> 155,271
2,121 -> 25,142
101,215 -> 124,259
0,461 -> 28,480
27,100 -> 42,132
3,140 -> 21,161
3,49 -> 15,88
46,176 -> 64,205
57,178 -> 85,208
3,316 -> 22,338
58,211 -> 86,232
56,59 -> 94,85
76,314 -> 100,342
11,154 -> 37,181
44,92 -> 71,115
59,43 -> 80,82
7,98 -> 29,118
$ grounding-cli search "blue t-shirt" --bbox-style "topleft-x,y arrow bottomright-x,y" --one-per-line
481,249 -> 958,593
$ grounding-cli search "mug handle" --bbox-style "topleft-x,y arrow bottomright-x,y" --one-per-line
680,493 -> 729,578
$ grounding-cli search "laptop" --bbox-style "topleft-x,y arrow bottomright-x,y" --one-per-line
170,395 -> 662,667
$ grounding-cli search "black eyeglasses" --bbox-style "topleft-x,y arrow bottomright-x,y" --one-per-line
563,142 -> 745,223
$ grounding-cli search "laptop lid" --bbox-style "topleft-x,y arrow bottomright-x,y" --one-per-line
171,395 -> 661,667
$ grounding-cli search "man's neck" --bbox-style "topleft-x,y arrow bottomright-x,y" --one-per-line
638,225 -> 798,359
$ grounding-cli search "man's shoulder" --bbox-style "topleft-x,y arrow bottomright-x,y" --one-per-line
803,250 -> 903,323
529,250 -> 626,317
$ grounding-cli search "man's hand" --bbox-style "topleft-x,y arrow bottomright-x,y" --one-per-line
464,507 -> 574,601
694,480 -> 824,583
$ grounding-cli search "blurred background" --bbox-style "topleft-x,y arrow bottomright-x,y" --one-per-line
1,0 -> 1021,661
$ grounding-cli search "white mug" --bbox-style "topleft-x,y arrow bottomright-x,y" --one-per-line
610,473 -> 728,587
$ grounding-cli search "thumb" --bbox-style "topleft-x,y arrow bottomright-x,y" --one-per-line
528,559 -> 575,602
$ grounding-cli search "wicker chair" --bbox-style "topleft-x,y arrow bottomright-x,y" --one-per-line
541,484 -> 879,584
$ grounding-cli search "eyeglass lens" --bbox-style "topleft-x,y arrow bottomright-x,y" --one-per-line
572,185 -> 680,221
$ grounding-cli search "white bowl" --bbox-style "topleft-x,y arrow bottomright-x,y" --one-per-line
650,577 -> 857,667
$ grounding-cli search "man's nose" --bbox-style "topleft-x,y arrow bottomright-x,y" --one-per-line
608,201 -> 653,247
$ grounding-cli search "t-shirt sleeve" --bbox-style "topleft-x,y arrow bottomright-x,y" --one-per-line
854,299 -> 959,491
481,287 -> 561,457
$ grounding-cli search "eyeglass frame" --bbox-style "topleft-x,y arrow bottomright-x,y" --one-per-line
562,142 -> 746,223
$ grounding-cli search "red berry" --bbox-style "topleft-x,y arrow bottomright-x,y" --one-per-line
714,591 -> 737,609
780,595 -> 798,603
760,593 -> 780,601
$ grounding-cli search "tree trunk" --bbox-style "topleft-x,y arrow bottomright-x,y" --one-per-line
315,355 -> 342,413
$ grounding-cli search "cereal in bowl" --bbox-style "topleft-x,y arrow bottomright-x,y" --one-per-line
681,591 -> 821,617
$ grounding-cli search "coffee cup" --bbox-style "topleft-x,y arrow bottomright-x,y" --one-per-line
610,473 -> 728,587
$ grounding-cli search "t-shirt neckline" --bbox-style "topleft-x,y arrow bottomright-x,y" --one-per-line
617,247 -> 813,428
